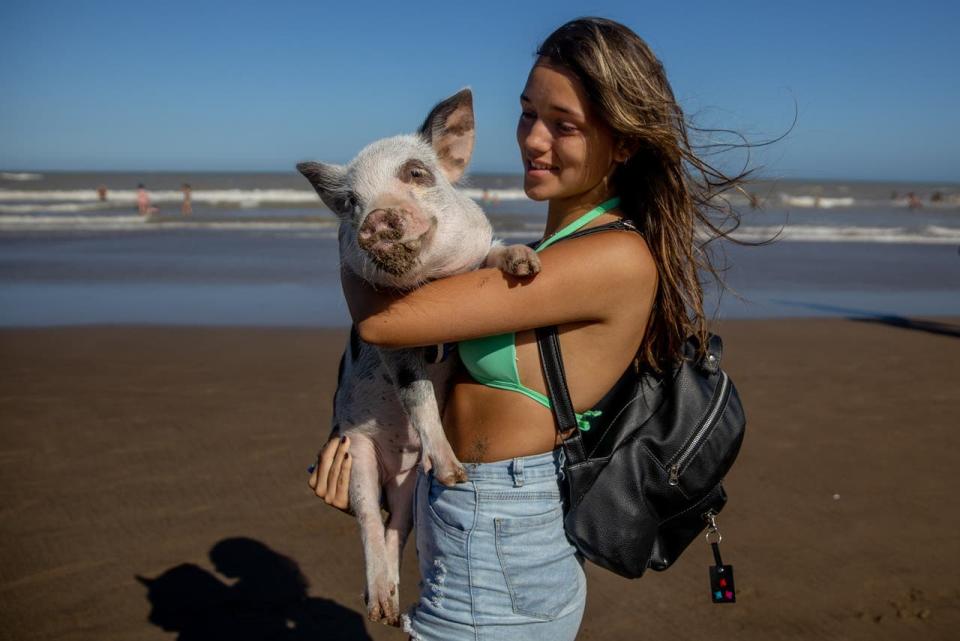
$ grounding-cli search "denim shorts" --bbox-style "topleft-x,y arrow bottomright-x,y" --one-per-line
403,449 -> 586,641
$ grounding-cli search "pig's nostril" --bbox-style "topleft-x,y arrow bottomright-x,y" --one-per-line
360,209 -> 405,236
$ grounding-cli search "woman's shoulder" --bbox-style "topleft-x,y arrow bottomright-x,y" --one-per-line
546,222 -> 656,284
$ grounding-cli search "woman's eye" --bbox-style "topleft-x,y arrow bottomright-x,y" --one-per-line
520,111 -> 535,121
558,122 -> 578,134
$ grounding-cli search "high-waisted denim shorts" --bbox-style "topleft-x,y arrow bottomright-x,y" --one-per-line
403,449 -> 586,641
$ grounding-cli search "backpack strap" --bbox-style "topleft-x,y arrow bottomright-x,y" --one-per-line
536,325 -> 587,465
533,217 -> 641,462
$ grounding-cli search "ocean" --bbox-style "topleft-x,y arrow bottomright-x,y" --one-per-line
1,170 -> 958,326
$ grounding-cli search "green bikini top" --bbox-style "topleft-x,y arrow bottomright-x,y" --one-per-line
458,197 -> 622,431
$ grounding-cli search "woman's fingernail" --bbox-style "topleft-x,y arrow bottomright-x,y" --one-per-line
340,435 -> 347,443
307,463 -> 316,474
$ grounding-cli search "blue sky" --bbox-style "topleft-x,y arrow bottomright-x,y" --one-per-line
1,0 -> 957,181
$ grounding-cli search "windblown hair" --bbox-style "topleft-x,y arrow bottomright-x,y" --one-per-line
538,17 -> 761,371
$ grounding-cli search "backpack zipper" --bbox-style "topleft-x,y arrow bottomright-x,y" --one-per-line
669,370 -> 731,486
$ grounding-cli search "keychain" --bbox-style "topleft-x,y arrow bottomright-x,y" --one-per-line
704,510 -> 736,603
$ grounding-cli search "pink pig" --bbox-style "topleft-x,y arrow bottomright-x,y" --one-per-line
298,89 -> 540,625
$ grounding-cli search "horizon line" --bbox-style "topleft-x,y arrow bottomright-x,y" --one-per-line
1,168 -> 958,186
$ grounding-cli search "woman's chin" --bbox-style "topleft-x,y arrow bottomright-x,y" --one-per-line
522,180 -> 554,202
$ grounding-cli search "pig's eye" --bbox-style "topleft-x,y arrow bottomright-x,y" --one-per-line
398,159 -> 436,187
335,193 -> 358,215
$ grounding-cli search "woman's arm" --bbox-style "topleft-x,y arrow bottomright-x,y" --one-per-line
345,232 -> 656,348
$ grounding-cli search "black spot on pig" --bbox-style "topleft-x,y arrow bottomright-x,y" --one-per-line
349,326 -> 362,360
394,367 -> 417,388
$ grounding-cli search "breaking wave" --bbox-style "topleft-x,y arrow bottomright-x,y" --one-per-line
0,172 -> 43,181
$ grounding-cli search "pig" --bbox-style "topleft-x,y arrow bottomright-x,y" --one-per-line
296,88 -> 540,625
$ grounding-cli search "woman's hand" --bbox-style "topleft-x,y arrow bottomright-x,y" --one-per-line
308,435 -> 353,514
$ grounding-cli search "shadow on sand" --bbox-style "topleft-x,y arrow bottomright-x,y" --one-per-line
769,300 -> 960,339
138,537 -> 372,641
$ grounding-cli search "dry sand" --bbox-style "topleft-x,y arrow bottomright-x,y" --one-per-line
1,318 -> 958,640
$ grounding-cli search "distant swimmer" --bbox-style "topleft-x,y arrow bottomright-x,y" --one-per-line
97,185 -> 108,201
137,184 -> 149,215
907,192 -> 922,210
181,183 -> 192,216
137,183 -> 159,217
137,184 -> 148,214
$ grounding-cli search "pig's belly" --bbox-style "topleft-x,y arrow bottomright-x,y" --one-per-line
334,370 -> 424,476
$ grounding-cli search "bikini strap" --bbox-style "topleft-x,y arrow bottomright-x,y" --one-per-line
533,218 -> 640,250
536,197 -> 621,252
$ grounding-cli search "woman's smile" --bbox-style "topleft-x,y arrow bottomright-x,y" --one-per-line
525,158 -> 560,176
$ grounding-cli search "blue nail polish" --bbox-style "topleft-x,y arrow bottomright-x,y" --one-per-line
307,463 -> 316,474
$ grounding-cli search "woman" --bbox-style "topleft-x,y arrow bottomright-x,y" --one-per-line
311,17 -> 746,640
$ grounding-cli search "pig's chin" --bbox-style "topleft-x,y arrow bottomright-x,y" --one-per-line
367,247 -> 423,281
358,239 -> 432,288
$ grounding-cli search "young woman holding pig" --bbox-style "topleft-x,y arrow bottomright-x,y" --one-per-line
311,17 -> 747,640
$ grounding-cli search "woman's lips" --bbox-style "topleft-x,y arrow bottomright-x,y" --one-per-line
526,159 -> 558,176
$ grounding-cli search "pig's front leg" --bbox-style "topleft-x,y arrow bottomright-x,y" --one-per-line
378,349 -> 467,486
484,242 -> 541,277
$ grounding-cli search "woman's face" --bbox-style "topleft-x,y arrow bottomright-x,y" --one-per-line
517,60 -> 626,204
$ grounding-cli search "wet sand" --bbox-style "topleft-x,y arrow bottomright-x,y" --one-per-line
1,318 -> 959,640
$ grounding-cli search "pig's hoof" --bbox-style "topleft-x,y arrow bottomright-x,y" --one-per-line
500,245 -> 541,277
365,582 -> 400,626
435,463 -> 469,486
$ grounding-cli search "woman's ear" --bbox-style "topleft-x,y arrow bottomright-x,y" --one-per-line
614,139 -> 635,164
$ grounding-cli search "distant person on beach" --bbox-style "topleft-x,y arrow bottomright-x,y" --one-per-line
311,17 -> 756,640
97,185 -> 108,202
137,183 -> 149,215
907,192 -> 922,209
137,183 -> 158,216
181,183 -> 192,216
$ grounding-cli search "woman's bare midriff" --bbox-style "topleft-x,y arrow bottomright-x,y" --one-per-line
443,322 -> 642,463
444,370 -> 566,462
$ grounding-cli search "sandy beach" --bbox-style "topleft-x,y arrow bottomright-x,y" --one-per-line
1,318 -> 959,640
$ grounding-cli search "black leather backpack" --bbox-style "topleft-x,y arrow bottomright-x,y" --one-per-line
536,326 -> 746,579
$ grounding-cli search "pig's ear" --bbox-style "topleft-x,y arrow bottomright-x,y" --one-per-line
418,88 -> 475,183
296,161 -> 353,217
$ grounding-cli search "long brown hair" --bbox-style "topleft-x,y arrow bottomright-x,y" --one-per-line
538,17 -> 764,370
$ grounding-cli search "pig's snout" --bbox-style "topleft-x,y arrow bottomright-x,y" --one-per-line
356,207 -> 435,276
358,208 -> 404,249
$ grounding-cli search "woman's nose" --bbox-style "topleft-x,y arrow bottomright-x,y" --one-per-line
520,118 -> 551,155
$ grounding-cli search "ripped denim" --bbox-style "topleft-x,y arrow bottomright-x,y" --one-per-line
404,449 -> 586,641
